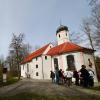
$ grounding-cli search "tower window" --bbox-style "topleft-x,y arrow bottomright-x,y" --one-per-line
59,34 -> 60,38
66,33 -> 67,36
45,56 -> 47,60
36,72 -> 39,76
36,57 -> 38,61
36,64 -> 38,68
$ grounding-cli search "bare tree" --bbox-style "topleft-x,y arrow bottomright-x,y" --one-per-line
81,0 -> 100,55
91,4 -> 100,50
81,20 -> 94,50
10,33 -> 25,80
8,33 -> 32,79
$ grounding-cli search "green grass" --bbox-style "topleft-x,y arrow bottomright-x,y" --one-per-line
0,93 -> 100,100
89,86 -> 100,91
0,77 -> 19,87
0,93 -> 59,100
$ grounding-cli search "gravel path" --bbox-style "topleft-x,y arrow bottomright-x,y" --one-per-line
0,79 -> 100,98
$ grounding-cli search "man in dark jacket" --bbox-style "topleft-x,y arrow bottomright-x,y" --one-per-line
50,71 -> 55,83
80,65 -> 90,87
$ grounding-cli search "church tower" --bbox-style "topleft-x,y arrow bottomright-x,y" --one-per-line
56,25 -> 70,45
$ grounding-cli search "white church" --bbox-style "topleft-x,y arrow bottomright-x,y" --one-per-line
21,25 -> 97,82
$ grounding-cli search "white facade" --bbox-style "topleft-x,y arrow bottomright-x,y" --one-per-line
57,30 -> 70,45
21,25 -> 98,82
21,50 -> 98,82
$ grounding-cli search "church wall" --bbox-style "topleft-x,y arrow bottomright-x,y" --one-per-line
61,52 -> 81,71
21,62 -> 31,78
51,52 -> 84,72
21,55 -> 52,79
82,53 -> 98,82
51,55 -> 63,71
30,56 -> 43,79
21,64 -> 26,77
42,55 -> 52,79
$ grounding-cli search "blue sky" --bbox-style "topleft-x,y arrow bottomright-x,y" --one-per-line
0,0 -> 91,58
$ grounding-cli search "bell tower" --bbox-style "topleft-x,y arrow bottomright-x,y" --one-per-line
56,25 -> 70,45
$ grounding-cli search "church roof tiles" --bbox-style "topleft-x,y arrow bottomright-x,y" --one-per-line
47,42 -> 94,56
21,44 -> 49,64
21,42 -> 94,64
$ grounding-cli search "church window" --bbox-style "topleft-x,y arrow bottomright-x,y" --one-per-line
66,33 -> 67,36
59,34 -> 60,38
36,57 -> 38,61
66,55 -> 75,70
54,58 -> 58,69
36,64 -> 38,68
45,56 -> 47,60
36,72 -> 39,76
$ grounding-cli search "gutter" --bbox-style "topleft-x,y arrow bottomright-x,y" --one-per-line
41,55 -> 44,79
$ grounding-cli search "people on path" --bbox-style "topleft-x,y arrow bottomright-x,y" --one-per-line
73,70 -> 79,86
64,69 -> 73,86
88,69 -> 94,87
79,65 -> 90,88
50,71 -> 55,83
51,64 -> 95,88
55,67 -> 60,84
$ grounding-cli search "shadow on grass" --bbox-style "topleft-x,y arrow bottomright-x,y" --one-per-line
89,86 -> 100,91
0,78 -> 19,87
0,93 -> 100,100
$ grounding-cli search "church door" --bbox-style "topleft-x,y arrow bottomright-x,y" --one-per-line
54,58 -> 59,69
66,55 -> 75,70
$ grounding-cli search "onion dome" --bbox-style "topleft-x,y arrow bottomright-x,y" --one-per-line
56,25 -> 68,34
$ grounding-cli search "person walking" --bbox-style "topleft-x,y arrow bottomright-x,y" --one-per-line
73,70 -> 79,86
64,69 -> 73,86
55,67 -> 59,84
88,69 -> 94,87
58,69 -> 63,84
80,65 -> 90,88
50,71 -> 55,83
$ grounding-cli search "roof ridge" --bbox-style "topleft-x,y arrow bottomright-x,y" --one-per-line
31,43 -> 50,54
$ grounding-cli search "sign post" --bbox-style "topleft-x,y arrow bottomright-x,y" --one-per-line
3,68 -> 7,83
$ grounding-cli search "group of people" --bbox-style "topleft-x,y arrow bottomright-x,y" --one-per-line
50,65 -> 95,87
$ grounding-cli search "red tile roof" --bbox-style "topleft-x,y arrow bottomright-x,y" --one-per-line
47,42 -> 94,56
21,44 -> 49,64
21,42 -> 94,64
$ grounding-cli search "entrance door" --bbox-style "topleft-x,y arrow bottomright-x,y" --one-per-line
54,58 -> 58,69
66,55 -> 75,70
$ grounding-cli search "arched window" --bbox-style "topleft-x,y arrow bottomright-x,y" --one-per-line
66,33 -> 67,36
54,58 -> 58,69
36,72 -> 39,76
66,55 -> 75,70
59,34 -> 60,38
36,64 -> 38,68
45,56 -> 47,60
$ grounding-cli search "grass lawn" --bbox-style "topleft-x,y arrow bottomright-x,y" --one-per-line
89,86 -> 100,91
0,77 -> 19,87
0,93 -> 100,100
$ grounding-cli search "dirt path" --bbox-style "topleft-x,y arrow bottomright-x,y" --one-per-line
0,79 -> 100,99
